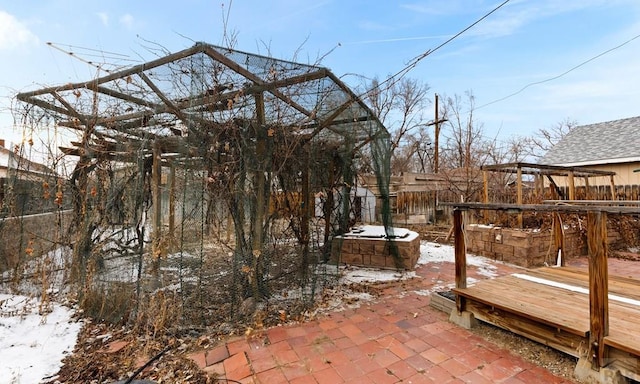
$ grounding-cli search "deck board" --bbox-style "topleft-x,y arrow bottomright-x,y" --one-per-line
525,267 -> 640,302
454,275 -> 590,336
453,266 -> 640,360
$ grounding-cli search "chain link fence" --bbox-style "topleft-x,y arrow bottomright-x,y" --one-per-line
3,43 -> 397,337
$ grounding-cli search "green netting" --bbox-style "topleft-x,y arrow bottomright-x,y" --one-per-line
4,42 -> 402,334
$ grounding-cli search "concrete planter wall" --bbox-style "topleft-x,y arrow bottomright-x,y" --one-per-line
465,224 -> 586,268
330,225 -> 421,270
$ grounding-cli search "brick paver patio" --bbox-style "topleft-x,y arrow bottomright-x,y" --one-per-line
188,249 -> 640,383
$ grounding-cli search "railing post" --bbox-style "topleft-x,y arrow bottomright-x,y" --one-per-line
454,208 -> 467,314
517,166 -> 523,228
483,169 -> 489,222
587,211 -> 609,370
568,170 -> 575,200
553,212 -> 565,266
152,140 -> 162,261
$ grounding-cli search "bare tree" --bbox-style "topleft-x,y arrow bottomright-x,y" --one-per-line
437,91 -> 490,201
527,117 -> 578,160
439,91 -> 489,169
362,76 -> 431,174
481,135 -> 534,198
406,125 -> 434,173
483,135 -> 531,165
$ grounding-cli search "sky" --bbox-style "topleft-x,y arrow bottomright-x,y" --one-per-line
1,0 -> 640,151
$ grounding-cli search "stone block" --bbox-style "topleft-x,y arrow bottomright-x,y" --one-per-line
341,253 -> 363,265
574,357 -> 626,384
493,243 -> 514,257
340,241 -> 353,254
370,254 -> 387,268
513,246 -> 531,260
358,242 -> 375,256
374,242 -> 389,255
449,310 -> 478,329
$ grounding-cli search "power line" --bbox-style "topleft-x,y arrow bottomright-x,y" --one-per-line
376,0 -> 512,91
477,32 -> 640,110
45,42 -> 141,74
46,41 -> 132,58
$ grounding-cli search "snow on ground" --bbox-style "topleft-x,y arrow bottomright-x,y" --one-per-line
0,240 -> 499,383
418,241 -> 499,278
0,294 -> 82,384
414,241 -> 501,294
337,241 -> 501,305
340,267 -> 416,284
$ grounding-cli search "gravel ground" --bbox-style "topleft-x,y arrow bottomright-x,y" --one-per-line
470,321 -> 580,382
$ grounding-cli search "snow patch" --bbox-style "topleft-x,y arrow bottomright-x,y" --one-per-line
417,242 -> 498,278
0,294 -> 82,383
513,273 -> 640,307
340,266 -> 416,284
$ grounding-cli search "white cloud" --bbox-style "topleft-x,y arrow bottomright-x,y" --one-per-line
400,3 -> 444,15
119,13 -> 134,29
357,20 -> 392,32
470,9 -> 531,38
97,12 -> 109,26
400,1 -> 482,16
0,11 -> 39,50
471,0 -> 640,39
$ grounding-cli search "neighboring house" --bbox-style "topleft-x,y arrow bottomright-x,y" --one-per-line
540,116 -> 640,196
0,139 -> 72,270
0,139 -> 13,179
0,139 -> 61,216
360,171 -> 484,224
0,139 -> 56,180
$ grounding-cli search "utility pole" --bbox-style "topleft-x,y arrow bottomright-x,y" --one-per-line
434,94 -> 440,174
426,93 -> 447,173
426,93 -> 447,225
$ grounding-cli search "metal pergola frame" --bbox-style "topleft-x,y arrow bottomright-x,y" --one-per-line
15,42 -> 392,262
16,42 -> 388,163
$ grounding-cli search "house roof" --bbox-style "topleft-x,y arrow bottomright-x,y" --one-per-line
540,116 -> 640,166
0,145 -> 57,177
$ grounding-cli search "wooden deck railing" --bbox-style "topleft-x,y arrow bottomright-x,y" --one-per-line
446,202 -> 640,370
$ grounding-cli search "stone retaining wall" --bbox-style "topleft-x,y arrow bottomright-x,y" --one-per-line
465,224 -> 585,268
330,228 -> 420,270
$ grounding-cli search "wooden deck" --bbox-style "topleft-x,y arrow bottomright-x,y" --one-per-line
445,203 -> 640,381
454,266 -> 640,379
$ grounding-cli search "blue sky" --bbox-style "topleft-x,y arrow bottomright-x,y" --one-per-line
1,0 -> 640,150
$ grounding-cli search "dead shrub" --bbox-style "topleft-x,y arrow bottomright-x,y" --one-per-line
80,282 -> 134,325
133,290 -> 181,338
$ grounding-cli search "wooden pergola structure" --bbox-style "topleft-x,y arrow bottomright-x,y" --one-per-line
481,162 -> 617,227
449,202 -> 640,381
482,162 -> 617,200
15,42 -> 390,257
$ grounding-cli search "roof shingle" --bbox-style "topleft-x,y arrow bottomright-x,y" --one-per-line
541,116 -> 640,166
